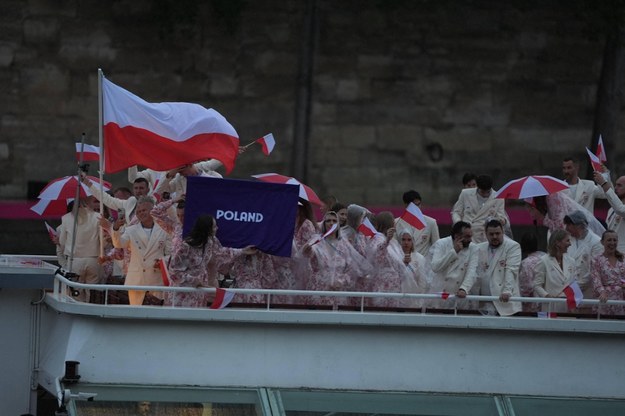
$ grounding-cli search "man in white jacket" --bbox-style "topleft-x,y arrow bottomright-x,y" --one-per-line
429,221 -> 478,309
563,210 -> 603,303
111,196 -> 168,305
457,219 -> 522,316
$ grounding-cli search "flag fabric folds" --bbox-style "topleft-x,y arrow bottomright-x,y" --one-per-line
256,133 -> 276,156
102,78 -> 239,174
586,147 -> 603,172
75,143 -> 101,162
159,258 -> 170,286
596,135 -> 607,162
210,288 -> 235,309
400,202 -> 426,230
357,217 -> 377,238
563,280 -> 583,310
312,223 -> 338,245
184,177 -> 299,257
45,222 -> 57,241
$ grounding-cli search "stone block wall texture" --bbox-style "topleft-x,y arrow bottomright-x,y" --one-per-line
0,0 -> 621,208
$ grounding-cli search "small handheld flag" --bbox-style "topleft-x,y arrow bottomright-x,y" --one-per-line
563,280 -> 583,310
357,217 -> 377,238
596,135 -> 607,163
586,147 -> 603,172
312,223 -> 338,245
210,288 -> 235,309
255,133 -> 276,156
400,202 -> 426,230
159,258 -> 170,286
45,222 -> 57,242
75,143 -> 101,162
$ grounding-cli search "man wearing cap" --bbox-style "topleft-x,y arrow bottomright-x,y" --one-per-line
594,172 -> 625,252
563,210 -> 603,303
395,190 -> 440,256
457,219 -> 522,316
451,174 -> 509,243
562,156 -> 605,214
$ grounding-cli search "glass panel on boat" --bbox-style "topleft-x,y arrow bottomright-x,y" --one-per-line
68,385 -> 261,416
509,396 -> 625,416
279,390 -> 501,416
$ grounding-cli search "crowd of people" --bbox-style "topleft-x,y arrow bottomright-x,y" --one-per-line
51,155 -> 625,316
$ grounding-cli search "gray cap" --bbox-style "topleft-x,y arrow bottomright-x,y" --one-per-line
563,210 -> 588,226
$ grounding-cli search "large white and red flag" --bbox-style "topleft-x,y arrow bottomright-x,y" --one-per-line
400,202 -> 426,230
102,78 -> 239,174
210,288 -> 235,309
357,217 -> 377,238
596,135 -> 607,163
585,147 -> 603,172
75,143 -> 101,162
563,280 -> 583,310
255,133 -> 276,156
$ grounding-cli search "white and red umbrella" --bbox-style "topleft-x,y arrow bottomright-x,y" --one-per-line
30,198 -> 74,217
252,173 -> 323,206
37,175 -> 111,200
494,175 -> 569,199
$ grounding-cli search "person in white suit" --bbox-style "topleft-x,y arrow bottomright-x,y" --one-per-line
533,229 -> 579,313
451,175 -> 508,243
428,221 -> 478,309
563,210 -> 603,304
562,156 -> 605,213
593,172 -> 625,252
110,196 -> 168,305
457,219 -> 522,316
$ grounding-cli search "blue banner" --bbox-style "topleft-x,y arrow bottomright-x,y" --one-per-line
183,176 -> 299,257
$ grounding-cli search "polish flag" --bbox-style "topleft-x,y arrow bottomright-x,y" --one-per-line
586,147 -> 603,172
256,133 -> 276,156
102,78 -> 239,174
400,202 -> 426,230
596,134 -> 607,162
357,217 -> 377,238
75,143 -> 101,162
563,280 -> 583,310
44,222 -> 57,241
312,223 -> 338,245
159,258 -> 170,286
210,288 -> 235,309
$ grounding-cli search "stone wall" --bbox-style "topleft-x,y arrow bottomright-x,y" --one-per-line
0,0 -> 621,208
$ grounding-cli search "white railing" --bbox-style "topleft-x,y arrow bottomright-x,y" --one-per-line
50,270 -> 625,319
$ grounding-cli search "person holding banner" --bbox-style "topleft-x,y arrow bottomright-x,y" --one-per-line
302,211 -> 370,308
166,214 -> 256,307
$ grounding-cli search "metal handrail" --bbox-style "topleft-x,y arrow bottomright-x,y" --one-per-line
51,270 -> 625,316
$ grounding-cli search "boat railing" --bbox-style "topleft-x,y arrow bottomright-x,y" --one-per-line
48,268 -> 625,319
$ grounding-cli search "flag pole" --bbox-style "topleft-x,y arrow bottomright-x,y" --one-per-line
97,68 -> 105,258
243,140 -> 257,148
69,133 -> 86,273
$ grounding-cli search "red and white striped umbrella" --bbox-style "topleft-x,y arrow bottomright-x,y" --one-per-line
30,198 -> 74,217
494,175 -> 569,199
252,173 -> 323,206
37,175 -> 111,200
